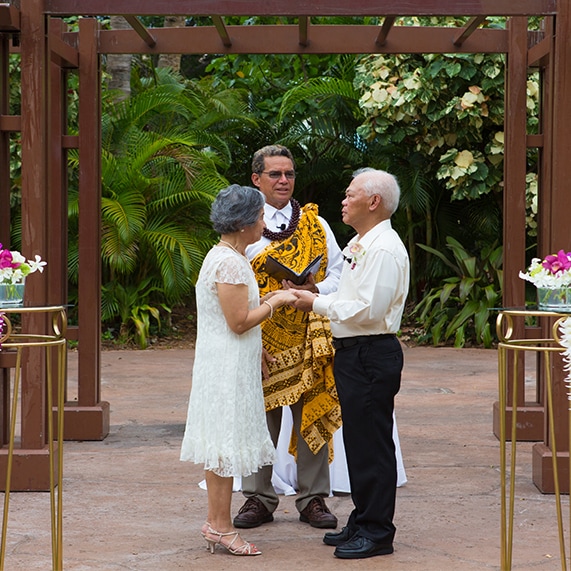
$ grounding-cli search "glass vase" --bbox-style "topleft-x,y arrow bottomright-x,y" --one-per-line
0,279 -> 25,306
536,286 -> 571,311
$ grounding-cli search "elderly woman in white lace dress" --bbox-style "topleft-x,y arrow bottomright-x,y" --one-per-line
180,184 -> 296,557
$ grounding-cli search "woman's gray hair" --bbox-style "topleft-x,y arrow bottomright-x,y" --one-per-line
210,184 -> 266,234
353,168 -> 401,215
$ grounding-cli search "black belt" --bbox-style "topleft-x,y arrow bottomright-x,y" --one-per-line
332,334 -> 395,350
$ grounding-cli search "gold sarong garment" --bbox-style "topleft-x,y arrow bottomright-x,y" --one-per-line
251,203 -> 342,460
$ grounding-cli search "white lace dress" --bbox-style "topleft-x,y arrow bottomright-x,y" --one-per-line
180,246 -> 276,477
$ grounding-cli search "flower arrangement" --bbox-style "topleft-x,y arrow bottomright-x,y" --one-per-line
519,249 -> 571,288
343,242 -> 366,270
0,243 -> 46,285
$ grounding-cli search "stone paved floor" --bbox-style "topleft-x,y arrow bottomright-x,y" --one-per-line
1,346 -> 568,570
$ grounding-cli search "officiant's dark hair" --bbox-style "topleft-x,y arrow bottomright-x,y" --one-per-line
210,184 -> 265,234
251,144 -> 295,174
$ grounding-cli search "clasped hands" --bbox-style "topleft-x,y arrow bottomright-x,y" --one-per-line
265,274 -> 318,312
260,276 -> 319,379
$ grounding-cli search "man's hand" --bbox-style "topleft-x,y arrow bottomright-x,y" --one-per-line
292,290 -> 317,312
283,273 -> 319,293
261,347 -> 276,380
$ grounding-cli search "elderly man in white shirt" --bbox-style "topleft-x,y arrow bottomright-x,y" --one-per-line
293,167 -> 410,560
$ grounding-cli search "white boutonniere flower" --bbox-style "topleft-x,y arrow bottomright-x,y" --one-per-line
343,242 -> 366,270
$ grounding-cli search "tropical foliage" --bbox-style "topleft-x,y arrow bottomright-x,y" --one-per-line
67,69 -> 253,346
413,237 -> 503,348
353,40 -> 539,309
7,16 -> 545,347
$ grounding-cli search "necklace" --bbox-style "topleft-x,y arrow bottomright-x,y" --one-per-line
218,240 -> 246,257
262,199 -> 301,241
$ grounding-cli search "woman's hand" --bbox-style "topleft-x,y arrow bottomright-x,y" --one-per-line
271,290 -> 298,308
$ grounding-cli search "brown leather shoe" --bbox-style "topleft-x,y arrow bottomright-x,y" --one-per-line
299,497 -> 338,529
233,497 -> 274,529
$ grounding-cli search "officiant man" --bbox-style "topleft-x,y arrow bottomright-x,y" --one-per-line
234,144 -> 344,529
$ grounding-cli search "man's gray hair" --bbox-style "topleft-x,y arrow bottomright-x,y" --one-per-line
210,184 -> 266,234
353,168 -> 400,215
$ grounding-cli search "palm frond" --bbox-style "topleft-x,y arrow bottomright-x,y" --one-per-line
278,77 -> 360,123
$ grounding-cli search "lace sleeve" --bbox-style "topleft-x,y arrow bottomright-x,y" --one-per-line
215,256 -> 252,286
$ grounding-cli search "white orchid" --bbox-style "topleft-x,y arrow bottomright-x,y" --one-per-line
0,243 -> 46,285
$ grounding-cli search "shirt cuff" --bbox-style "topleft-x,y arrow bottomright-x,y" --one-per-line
312,294 -> 331,316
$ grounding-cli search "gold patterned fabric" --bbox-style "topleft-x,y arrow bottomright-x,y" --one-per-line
251,203 -> 342,460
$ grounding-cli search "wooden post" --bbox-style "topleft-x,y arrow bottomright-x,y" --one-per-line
66,17 -> 109,440
0,32 -> 10,247
532,0 -> 571,493
0,0 -> 54,491
493,17 -> 545,442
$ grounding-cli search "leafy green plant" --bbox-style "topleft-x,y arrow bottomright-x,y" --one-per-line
64,68 -> 257,344
413,237 -> 502,348
102,277 -> 170,349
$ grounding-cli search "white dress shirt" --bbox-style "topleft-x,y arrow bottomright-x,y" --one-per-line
313,219 -> 409,338
245,201 -> 344,295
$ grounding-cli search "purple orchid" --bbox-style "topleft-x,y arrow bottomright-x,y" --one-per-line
542,249 -> 571,275
0,244 -> 19,270
0,244 -> 46,285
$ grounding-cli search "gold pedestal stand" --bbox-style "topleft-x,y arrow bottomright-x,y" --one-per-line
0,305 -> 67,571
498,309 -> 570,570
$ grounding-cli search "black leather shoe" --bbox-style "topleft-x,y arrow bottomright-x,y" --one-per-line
333,535 -> 394,559
323,526 -> 356,546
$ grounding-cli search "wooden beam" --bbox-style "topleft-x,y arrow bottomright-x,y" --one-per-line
50,32 -> 78,67
548,0 -> 571,248
211,15 -> 231,47
526,134 -> 544,147
20,0 -> 49,467
62,134 -> 78,148
0,34 -> 10,247
375,16 -> 395,46
44,0 -> 557,18
123,14 -> 156,47
97,25 -> 509,55
453,15 -> 486,46
78,17 -> 103,407
74,17 -> 110,441
299,16 -> 309,47
0,3 -> 20,31
48,17 -> 69,313
503,17 -> 529,312
0,114 -> 21,131
528,35 -> 551,67
532,0 -> 571,493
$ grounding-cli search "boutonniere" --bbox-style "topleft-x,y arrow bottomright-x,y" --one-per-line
343,242 -> 366,270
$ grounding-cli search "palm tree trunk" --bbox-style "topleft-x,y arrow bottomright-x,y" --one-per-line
158,16 -> 186,72
106,16 -> 132,101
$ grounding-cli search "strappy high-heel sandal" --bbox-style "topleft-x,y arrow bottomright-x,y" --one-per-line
201,523 -> 262,556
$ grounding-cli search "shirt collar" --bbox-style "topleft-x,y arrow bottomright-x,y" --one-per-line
264,201 -> 293,223
347,219 -> 392,250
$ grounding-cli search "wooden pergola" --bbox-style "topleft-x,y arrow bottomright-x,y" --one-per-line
0,0 -> 568,491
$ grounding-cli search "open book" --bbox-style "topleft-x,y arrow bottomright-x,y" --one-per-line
263,254 -> 323,286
